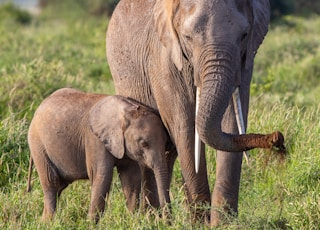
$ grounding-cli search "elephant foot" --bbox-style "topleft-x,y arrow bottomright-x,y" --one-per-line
210,195 -> 238,227
210,178 -> 240,227
41,209 -> 55,222
158,204 -> 172,225
188,193 -> 211,224
211,206 -> 237,227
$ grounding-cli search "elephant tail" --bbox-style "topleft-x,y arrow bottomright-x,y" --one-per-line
26,155 -> 33,193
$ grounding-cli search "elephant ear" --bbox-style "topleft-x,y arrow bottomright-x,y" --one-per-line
89,96 -> 128,159
154,0 -> 183,71
246,0 -> 270,70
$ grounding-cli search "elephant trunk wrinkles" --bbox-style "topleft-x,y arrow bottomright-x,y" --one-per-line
154,167 -> 171,208
196,47 -> 285,152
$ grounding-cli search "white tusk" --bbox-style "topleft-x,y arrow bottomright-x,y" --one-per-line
195,87 -> 201,173
232,87 -> 250,165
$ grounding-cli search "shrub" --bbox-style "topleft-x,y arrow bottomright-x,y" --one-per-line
38,0 -> 120,17
0,3 -> 32,25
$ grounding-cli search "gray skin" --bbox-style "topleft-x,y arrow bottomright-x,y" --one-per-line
27,88 -> 170,222
106,0 -> 285,226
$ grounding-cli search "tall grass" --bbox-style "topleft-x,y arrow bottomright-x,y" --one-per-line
0,2 -> 113,119
0,3 -> 319,229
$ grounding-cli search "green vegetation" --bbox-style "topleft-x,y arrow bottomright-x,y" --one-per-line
1,2 -> 319,229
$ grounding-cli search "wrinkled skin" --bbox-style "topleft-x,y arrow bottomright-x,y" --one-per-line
27,88 -> 170,222
107,0 -> 284,226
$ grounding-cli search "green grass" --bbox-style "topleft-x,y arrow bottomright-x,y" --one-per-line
1,3 -> 319,229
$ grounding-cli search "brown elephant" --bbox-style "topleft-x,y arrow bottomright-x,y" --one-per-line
27,88 -> 170,222
106,0 -> 285,226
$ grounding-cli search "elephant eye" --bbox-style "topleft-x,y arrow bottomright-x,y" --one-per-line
184,35 -> 193,42
140,140 -> 149,149
241,32 -> 248,41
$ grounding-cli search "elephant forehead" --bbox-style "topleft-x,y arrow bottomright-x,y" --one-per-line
129,115 -> 165,141
179,1 -> 206,27
179,0 -> 248,36
133,114 -> 160,130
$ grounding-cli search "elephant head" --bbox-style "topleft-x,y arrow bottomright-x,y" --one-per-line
154,0 -> 284,156
89,96 -> 171,208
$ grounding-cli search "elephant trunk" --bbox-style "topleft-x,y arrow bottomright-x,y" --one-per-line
154,167 -> 171,216
196,45 -> 285,152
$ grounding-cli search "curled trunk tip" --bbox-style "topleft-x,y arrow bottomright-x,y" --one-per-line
231,131 -> 286,153
269,131 -> 286,154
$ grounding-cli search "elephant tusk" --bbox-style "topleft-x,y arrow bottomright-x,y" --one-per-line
195,87 -> 201,173
232,87 -> 250,165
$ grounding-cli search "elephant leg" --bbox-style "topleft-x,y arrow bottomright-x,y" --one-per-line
30,147 -> 60,221
88,171 -> 113,223
211,85 -> 249,226
153,82 -> 211,221
166,148 -> 178,191
176,134 -> 211,222
42,188 -> 58,221
211,150 -> 243,225
42,177 -> 68,221
158,111 -> 211,220
116,159 -> 141,211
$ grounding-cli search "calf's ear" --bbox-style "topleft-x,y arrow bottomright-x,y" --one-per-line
89,96 -> 126,159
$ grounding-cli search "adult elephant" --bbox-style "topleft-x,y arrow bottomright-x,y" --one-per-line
106,0 -> 283,226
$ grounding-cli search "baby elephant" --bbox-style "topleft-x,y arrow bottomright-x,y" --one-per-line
27,88 -> 170,222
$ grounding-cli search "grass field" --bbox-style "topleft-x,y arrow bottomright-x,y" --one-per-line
0,3 -> 319,229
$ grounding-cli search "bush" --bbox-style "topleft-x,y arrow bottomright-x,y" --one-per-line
294,0 -> 320,15
270,0 -> 294,19
270,0 -> 320,19
0,3 -> 32,25
89,0 -> 120,16
38,0 -> 120,16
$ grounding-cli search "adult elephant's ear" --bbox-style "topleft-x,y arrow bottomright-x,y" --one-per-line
89,96 -> 125,159
246,0 -> 270,70
154,0 -> 183,71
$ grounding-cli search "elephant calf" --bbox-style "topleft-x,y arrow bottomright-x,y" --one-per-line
27,88 -> 171,222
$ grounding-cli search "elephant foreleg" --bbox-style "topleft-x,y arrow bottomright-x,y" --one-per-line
88,171 -> 113,223
211,151 -> 242,225
116,159 -> 141,211
211,86 -> 248,226
152,78 -> 211,221
177,136 -> 211,222
165,148 -> 178,191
